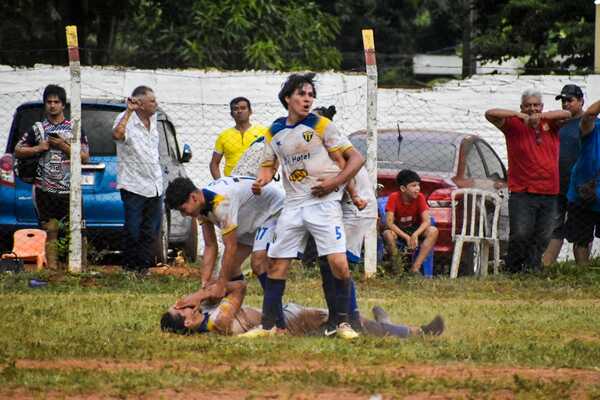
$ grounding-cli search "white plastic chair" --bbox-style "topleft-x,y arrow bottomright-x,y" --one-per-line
450,188 -> 501,278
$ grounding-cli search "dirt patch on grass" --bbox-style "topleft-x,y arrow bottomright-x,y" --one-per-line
11,358 -> 600,386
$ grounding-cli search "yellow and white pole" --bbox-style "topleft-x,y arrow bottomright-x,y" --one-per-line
362,29 -> 378,278
66,25 -> 83,273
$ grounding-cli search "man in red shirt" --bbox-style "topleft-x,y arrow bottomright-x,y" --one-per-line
383,170 -> 438,275
485,88 -> 572,273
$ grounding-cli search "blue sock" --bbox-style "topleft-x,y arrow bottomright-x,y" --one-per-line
334,277 -> 351,325
349,279 -> 360,321
257,272 -> 267,292
318,257 -> 336,325
261,278 -> 286,329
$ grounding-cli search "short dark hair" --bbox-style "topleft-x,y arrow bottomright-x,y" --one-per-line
43,84 -> 66,105
230,97 -> 252,112
165,177 -> 198,210
160,311 -> 189,334
131,85 -> 154,98
313,105 -> 336,120
396,169 -> 421,187
278,73 -> 317,109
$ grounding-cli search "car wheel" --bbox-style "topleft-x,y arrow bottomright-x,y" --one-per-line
156,211 -> 169,264
184,217 -> 198,262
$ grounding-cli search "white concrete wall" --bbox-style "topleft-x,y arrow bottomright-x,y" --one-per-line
2,65 -> 599,262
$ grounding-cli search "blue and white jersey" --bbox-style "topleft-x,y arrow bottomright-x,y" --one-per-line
260,113 -> 353,209
198,176 -> 284,236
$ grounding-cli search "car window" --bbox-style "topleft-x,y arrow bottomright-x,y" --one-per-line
162,120 -> 180,162
477,141 -> 506,180
349,134 -> 456,173
465,144 -> 486,178
14,105 -> 121,157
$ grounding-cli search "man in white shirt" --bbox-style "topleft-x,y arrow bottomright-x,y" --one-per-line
112,86 -> 163,271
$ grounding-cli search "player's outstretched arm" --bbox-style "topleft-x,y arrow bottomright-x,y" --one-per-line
252,165 -> 275,195
200,223 -> 219,287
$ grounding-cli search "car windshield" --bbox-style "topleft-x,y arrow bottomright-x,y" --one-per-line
15,105 -> 123,156
349,134 -> 456,173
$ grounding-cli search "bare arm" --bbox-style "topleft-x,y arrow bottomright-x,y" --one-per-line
581,99 -> 600,137
311,147 -> 364,197
209,152 -> 223,179
413,210 -> 432,238
386,211 -> 411,242
200,222 -> 219,287
252,165 -> 276,195
541,110 -> 572,121
15,139 -> 48,158
485,109 -> 527,129
216,229 -> 238,285
212,280 -> 247,334
112,109 -> 133,141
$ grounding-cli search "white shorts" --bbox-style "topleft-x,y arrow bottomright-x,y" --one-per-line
268,201 -> 346,258
344,216 -> 377,263
237,213 -> 278,252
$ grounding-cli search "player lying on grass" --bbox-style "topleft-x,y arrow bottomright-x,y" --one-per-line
160,280 -> 444,338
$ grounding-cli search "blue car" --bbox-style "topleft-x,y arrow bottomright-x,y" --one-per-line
0,99 -> 197,263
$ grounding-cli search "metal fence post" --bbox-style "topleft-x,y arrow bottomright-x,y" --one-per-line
66,25 -> 83,273
362,29 -> 378,278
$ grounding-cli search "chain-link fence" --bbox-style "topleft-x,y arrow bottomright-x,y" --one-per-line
1,66 -> 599,276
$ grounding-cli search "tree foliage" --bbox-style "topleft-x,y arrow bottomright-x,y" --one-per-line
473,0 -> 595,73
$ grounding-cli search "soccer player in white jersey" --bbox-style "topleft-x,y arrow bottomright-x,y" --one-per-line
164,176 -> 284,302
245,73 -> 365,340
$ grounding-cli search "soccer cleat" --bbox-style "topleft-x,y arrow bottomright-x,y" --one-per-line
371,305 -> 392,324
420,315 -> 445,336
336,322 -> 360,340
238,325 -> 284,338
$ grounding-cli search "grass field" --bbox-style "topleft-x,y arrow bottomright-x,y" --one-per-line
1,263 -> 600,399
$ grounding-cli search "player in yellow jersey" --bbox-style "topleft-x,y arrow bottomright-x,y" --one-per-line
210,97 -> 268,178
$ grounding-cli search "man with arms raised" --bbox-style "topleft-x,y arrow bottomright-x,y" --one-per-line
485,89 -> 571,273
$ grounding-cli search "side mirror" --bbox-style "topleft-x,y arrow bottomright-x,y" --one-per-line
180,144 -> 192,163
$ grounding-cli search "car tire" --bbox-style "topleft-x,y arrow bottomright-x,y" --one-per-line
184,217 -> 198,262
156,211 -> 170,264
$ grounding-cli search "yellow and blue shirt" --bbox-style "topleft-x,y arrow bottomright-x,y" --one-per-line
260,113 -> 353,209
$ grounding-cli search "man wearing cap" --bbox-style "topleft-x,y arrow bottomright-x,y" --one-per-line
485,89 -> 572,273
543,84 -> 588,266
562,98 -> 600,264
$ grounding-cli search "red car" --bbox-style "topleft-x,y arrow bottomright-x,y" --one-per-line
348,129 -> 509,271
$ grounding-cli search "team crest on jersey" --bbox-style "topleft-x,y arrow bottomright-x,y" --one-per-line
302,130 -> 314,143
542,122 -> 550,131
289,169 -> 308,182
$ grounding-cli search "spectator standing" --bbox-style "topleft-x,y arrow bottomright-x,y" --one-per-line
543,85 -> 587,265
15,84 -> 90,270
209,97 -> 268,179
112,86 -> 163,271
485,89 -> 571,273
563,99 -> 600,262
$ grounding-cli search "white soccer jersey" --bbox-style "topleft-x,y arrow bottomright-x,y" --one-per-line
342,166 -> 378,218
198,176 -> 284,237
260,113 -> 353,209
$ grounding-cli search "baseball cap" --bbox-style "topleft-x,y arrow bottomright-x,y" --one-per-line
555,84 -> 583,100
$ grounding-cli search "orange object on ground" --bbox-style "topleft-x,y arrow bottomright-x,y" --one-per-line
1,229 -> 47,270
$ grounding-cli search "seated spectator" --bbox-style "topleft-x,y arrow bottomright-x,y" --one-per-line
383,170 -> 438,275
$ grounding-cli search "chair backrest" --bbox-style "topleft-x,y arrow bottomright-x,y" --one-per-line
12,229 -> 47,257
451,189 -> 501,241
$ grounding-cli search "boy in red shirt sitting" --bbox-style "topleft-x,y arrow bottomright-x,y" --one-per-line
383,170 -> 439,274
